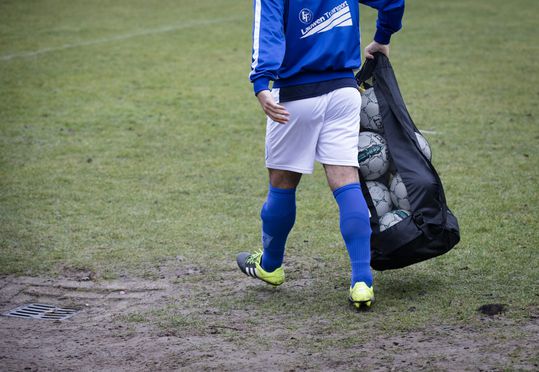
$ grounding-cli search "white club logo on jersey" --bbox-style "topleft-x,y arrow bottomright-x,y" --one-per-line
300,1 -> 353,39
299,8 -> 313,24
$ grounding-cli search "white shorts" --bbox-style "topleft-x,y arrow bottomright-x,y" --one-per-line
265,87 -> 361,174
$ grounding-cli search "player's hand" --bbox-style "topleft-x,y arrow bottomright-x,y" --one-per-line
364,41 -> 389,60
256,90 -> 290,124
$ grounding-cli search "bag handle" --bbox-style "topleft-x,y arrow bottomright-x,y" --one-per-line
355,53 -> 383,87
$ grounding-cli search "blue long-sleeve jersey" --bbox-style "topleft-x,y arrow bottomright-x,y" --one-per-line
250,0 -> 404,95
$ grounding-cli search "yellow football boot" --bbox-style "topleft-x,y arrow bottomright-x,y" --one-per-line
236,250 -> 285,286
349,281 -> 375,309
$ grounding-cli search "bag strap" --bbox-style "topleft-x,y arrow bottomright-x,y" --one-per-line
355,56 -> 378,87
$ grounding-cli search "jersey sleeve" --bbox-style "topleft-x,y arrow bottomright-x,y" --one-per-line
360,0 -> 405,45
249,0 -> 286,95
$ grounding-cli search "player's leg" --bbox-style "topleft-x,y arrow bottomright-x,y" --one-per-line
259,168 -> 301,270
325,165 -> 373,307
237,89 -> 322,285
269,168 -> 302,189
323,164 -> 359,191
236,169 -> 300,286
317,87 -> 374,307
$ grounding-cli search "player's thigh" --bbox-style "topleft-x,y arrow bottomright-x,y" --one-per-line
265,90 -> 325,174
315,87 -> 361,167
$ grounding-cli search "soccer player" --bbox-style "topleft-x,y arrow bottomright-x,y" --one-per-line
236,0 -> 404,308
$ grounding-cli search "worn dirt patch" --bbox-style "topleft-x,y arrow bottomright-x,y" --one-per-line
1,267 -> 538,371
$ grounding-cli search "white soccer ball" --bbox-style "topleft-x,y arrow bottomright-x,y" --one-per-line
415,132 -> 432,161
358,131 -> 390,180
366,181 -> 393,217
389,172 -> 410,210
360,88 -> 383,133
379,209 -> 411,232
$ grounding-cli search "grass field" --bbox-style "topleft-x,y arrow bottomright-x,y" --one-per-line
1,0 -> 538,370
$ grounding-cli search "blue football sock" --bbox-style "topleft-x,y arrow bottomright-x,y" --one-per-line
260,185 -> 296,272
333,183 -> 373,287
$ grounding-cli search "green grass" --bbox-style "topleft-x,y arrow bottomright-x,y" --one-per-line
1,0 -> 538,348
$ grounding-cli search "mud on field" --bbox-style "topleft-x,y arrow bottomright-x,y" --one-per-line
1,263 -> 538,371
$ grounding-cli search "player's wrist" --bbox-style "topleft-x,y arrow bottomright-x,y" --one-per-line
255,89 -> 271,97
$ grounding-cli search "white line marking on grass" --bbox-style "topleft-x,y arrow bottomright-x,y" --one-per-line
0,17 -> 240,61
419,129 -> 440,135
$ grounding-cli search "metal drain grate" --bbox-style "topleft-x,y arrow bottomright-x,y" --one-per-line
3,303 -> 80,321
